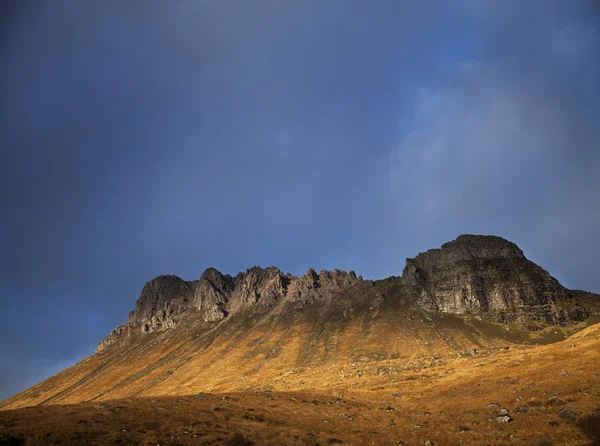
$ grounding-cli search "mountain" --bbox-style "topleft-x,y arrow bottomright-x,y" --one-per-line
1,235 -> 599,445
97,234 -> 588,353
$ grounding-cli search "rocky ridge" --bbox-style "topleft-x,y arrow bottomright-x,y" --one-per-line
97,235 -> 592,352
97,266 -> 361,351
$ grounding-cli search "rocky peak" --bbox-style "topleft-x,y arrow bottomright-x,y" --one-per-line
192,268 -> 234,321
442,234 -> 525,257
286,268 -> 360,306
200,267 -> 231,285
401,235 -> 586,327
232,266 -> 290,309
128,275 -> 193,325
318,268 -> 358,288
402,235 -> 524,285
197,267 -> 234,299
405,235 -> 525,277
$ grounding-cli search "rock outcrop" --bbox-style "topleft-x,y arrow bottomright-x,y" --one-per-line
233,266 -> 290,309
97,235 -> 593,352
192,268 -> 234,321
569,290 -> 600,315
97,265 -> 363,351
95,323 -> 131,351
401,235 -> 587,327
128,275 -> 194,332
286,268 -> 359,307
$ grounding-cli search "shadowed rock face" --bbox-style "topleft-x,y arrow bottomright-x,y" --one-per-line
97,235 -> 593,352
129,275 -> 194,332
402,235 -> 587,326
97,266 -> 362,351
192,268 -> 234,321
233,266 -> 289,309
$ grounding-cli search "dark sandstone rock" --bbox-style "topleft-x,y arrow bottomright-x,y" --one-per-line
401,234 -> 588,327
129,274 -> 194,329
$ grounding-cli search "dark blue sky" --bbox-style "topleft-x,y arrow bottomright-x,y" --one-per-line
1,1 -> 599,400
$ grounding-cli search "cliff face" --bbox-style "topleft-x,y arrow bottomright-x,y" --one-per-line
192,267 -> 234,321
401,235 -> 587,327
97,265 -> 361,351
128,275 -> 195,331
97,235 -> 592,352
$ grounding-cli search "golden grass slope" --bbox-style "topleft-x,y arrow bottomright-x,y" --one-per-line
0,298 -> 576,409
1,296 -> 590,409
0,323 -> 598,445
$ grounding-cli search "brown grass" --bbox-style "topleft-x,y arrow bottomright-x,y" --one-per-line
1,311 -> 599,445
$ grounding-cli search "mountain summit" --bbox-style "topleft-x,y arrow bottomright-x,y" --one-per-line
2,235 -> 597,412
97,235 -> 588,353
402,235 -> 585,324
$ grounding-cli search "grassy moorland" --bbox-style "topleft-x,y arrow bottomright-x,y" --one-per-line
1,319 -> 599,445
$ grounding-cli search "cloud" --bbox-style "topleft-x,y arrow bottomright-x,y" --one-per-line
386,11 -> 600,290
390,62 -> 553,215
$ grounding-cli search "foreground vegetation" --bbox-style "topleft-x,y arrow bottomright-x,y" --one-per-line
1,323 -> 599,445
